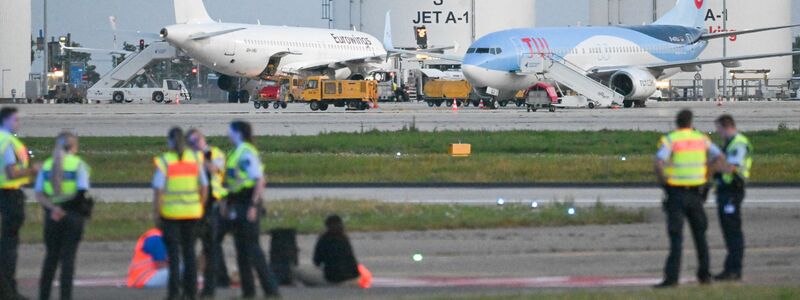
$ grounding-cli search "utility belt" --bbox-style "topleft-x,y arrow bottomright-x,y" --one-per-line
227,188 -> 254,205
56,191 -> 95,218
665,185 -> 702,193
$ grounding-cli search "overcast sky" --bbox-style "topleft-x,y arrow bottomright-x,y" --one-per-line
30,0 -> 799,72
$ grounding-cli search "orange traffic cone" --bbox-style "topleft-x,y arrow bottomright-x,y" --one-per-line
452,98 -> 458,112
479,99 -> 485,109
175,94 -> 180,105
371,100 -> 379,109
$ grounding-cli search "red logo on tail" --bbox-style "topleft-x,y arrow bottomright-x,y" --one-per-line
695,0 -> 703,9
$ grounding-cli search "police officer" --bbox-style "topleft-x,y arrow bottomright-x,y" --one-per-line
225,120 -> 279,298
0,107 -> 39,300
152,127 -> 208,300
653,109 -> 723,288
713,115 -> 751,281
186,129 -> 231,297
35,132 -> 91,300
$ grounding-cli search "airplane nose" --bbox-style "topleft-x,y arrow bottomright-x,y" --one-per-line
462,64 -> 487,88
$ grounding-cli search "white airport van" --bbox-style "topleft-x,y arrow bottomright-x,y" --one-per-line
86,79 -> 191,104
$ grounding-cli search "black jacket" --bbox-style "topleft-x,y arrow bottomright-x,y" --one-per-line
312,232 -> 360,283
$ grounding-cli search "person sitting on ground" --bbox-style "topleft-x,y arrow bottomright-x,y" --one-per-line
295,215 -> 362,287
128,228 -> 170,289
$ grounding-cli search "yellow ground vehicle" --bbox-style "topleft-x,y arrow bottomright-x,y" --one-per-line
423,80 -> 475,107
301,76 -> 378,111
277,76 -> 304,102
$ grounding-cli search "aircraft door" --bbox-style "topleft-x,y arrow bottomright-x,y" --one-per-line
225,40 -> 238,56
513,37 -> 544,74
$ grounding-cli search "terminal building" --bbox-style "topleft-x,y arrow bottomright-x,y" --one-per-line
0,0 -> 31,99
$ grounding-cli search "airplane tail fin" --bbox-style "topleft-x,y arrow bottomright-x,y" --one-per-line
654,0 -> 706,29
174,0 -> 214,24
383,11 -> 395,50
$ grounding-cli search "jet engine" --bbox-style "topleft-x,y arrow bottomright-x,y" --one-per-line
609,68 -> 658,100
217,74 -> 235,92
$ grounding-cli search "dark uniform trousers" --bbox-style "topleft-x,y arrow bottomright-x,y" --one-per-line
663,186 -> 711,283
160,219 -> 200,299
717,187 -> 745,275
227,189 -> 279,297
39,210 -> 85,300
200,201 -> 231,295
0,189 -> 26,298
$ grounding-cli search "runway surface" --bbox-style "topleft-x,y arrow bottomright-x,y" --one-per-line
15,101 -> 800,137
14,207 -> 800,299
32,186 -> 800,208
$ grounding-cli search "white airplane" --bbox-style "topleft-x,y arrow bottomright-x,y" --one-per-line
385,0 -> 800,108
161,0 -> 390,102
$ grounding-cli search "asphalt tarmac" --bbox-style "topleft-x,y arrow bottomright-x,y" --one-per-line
13,207 -> 800,299
27,186 -> 800,208
15,101 -> 800,137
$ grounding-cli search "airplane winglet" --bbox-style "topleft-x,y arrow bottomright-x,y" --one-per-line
383,11 -> 394,51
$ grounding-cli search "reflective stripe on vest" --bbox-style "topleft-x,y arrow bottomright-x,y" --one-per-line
154,151 -> 203,220
0,132 -> 31,189
42,155 -> 86,204
722,133 -> 753,184
209,147 -> 228,200
664,129 -> 709,187
128,229 -> 162,288
225,143 -> 259,194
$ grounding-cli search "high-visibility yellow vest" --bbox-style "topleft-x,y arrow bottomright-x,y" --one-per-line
154,150 -> 204,220
722,133 -> 753,184
0,131 -> 31,189
207,146 -> 228,200
661,129 -> 710,187
226,143 -> 260,194
42,154 -> 88,204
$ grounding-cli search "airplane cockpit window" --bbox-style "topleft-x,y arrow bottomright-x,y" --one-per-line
473,48 -> 502,55
475,48 -> 491,54
467,48 -> 476,54
494,48 -> 502,54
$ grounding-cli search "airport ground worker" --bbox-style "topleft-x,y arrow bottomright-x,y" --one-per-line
186,129 -> 232,296
653,109 -> 723,288
713,115 -> 752,281
152,127 -> 208,300
0,107 -> 39,300
224,120 -> 280,298
35,132 -> 91,300
127,228 -> 170,289
294,215 -> 371,288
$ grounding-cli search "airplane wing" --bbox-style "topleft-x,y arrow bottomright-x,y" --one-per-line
279,55 -> 387,74
387,49 -> 464,62
188,28 -> 247,40
590,51 -> 800,74
700,24 -> 800,41
62,45 -> 133,55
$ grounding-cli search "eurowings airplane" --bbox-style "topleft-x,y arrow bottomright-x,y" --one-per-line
161,0 -> 389,102
387,0 -> 800,107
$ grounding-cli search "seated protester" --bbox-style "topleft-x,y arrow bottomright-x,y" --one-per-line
295,215 -> 361,287
128,229 -> 170,289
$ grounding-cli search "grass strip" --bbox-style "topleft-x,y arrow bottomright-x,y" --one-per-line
429,285 -> 800,300
19,129 -> 800,184
19,200 -> 645,243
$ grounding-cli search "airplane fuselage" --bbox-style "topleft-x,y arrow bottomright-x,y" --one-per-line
462,25 -> 708,98
163,23 -> 386,79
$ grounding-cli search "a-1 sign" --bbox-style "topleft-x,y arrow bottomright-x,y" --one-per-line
412,0 -> 470,24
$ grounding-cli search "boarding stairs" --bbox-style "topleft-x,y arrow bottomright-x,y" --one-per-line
89,41 -> 178,90
518,54 -> 623,107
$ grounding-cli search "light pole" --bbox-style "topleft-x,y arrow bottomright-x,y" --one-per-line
1,69 -> 11,98
42,0 -> 49,99
722,0 -> 728,101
